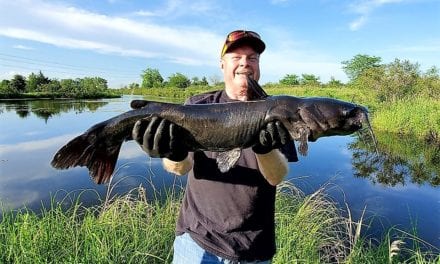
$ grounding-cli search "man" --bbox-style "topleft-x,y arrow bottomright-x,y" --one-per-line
132,30 -> 298,263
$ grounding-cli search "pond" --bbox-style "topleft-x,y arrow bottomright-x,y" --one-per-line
0,96 -> 439,249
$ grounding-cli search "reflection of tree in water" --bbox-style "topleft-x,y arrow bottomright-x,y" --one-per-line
349,131 -> 440,187
16,110 -> 30,118
0,100 -> 108,122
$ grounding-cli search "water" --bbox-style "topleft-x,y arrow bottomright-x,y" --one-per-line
0,96 -> 439,249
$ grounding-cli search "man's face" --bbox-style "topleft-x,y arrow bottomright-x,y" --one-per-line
221,45 -> 260,91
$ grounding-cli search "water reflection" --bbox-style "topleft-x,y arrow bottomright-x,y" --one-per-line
0,99 -> 108,122
350,131 -> 440,187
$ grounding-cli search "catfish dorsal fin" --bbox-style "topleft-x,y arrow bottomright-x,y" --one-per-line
130,100 -> 151,109
247,76 -> 268,99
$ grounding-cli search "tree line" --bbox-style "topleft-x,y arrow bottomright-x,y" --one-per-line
0,71 -> 113,98
277,54 -> 439,102
2,54 -> 439,101
342,55 -> 439,101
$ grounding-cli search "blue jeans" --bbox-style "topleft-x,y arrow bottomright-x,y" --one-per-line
172,233 -> 271,264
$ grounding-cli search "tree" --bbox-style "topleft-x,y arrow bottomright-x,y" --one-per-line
79,77 -> 108,95
128,82 -> 140,89
279,74 -> 299,85
342,54 -> 382,82
168,73 -> 190,88
141,68 -> 163,88
326,76 -> 344,87
380,59 -> 420,101
0,79 -> 14,94
40,79 -> 61,93
191,77 -> 200,85
26,71 -> 50,92
10,74 -> 27,93
191,76 -> 209,86
200,76 -> 209,86
60,78 -> 80,95
300,74 -> 320,85
416,66 -> 440,99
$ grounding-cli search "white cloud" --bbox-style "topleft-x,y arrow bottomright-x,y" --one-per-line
12,44 -> 34,50
348,0 -> 405,31
133,0 -> 219,18
0,0 -> 223,67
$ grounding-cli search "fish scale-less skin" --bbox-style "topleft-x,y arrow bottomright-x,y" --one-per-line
51,96 -> 370,184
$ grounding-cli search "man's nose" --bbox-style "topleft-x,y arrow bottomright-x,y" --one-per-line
239,56 -> 250,66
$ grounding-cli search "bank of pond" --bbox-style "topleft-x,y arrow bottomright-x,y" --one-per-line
1,86 -> 438,262
1,184 -> 438,263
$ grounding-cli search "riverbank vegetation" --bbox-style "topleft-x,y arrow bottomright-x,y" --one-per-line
1,184 -> 438,263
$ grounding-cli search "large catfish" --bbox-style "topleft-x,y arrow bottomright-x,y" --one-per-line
51,80 -> 372,184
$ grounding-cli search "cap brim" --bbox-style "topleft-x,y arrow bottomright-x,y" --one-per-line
223,37 -> 266,56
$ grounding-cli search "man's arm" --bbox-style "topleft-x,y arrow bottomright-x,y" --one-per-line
163,157 -> 193,176
252,121 -> 291,186
255,149 -> 288,186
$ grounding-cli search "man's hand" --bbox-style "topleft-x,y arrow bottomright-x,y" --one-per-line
252,121 -> 290,154
132,116 -> 188,162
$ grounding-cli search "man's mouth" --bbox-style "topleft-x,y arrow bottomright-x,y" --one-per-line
235,72 -> 253,76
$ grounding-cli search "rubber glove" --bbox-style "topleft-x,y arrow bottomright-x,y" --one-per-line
252,121 -> 290,154
132,116 -> 188,162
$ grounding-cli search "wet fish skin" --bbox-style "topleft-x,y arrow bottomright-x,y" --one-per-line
51,96 -> 369,184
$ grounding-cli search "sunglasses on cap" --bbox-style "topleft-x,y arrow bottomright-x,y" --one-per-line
221,30 -> 265,57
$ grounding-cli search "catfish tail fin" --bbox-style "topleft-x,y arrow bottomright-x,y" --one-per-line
51,131 -> 122,184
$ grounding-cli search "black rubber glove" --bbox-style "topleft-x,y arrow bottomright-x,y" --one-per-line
132,116 -> 188,162
252,121 -> 290,154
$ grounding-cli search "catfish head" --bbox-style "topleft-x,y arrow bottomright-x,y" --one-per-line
268,96 -> 370,156
298,97 -> 369,141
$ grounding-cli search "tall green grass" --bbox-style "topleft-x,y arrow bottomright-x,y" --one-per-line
1,183 -> 438,263
372,97 -> 440,139
0,187 -> 179,263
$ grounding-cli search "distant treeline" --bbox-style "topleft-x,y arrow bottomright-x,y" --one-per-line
1,54 -> 439,101
125,54 -> 440,102
0,71 -> 118,99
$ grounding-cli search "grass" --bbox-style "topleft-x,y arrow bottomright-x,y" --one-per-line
371,97 -> 440,139
1,183 -> 438,263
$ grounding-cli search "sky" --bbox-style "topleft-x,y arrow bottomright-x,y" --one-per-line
0,0 -> 439,88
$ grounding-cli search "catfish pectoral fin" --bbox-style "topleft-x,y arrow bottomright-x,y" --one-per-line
51,134 -> 122,184
216,148 -> 241,173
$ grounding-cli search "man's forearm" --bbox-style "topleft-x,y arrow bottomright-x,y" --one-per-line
255,149 -> 289,186
162,156 -> 193,175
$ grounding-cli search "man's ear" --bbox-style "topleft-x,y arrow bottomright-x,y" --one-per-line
220,59 -> 225,73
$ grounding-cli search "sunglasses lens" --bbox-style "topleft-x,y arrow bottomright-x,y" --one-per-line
221,30 -> 263,57
227,31 -> 260,42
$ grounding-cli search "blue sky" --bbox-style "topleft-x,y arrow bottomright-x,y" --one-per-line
0,0 -> 439,88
